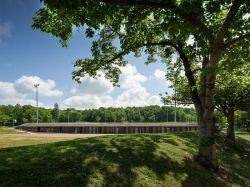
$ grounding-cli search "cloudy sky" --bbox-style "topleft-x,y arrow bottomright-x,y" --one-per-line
0,0 -> 172,109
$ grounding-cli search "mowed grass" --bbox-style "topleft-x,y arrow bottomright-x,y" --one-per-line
0,130 -> 249,187
236,131 -> 250,141
0,126 -> 23,134
0,127 -> 75,148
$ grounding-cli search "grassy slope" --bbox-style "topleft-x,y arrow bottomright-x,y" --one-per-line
0,131 -> 249,187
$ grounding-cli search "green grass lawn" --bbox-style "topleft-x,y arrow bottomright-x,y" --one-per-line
0,131 -> 249,187
0,127 -> 75,148
236,131 -> 250,141
0,126 -> 23,134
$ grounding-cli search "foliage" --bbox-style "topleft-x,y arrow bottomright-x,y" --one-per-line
0,104 -> 199,126
214,110 -> 227,130
235,110 -> 250,128
0,114 -> 12,126
215,63 -> 250,114
0,105 -> 52,126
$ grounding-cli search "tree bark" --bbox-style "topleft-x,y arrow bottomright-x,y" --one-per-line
226,110 -> 235,141
196,53 -> 219,170
196,115 -> 218,170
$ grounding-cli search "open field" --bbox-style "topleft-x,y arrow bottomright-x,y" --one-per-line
0,127 -> 23,134
0,127 -> 107,148
0,127 -> 249,186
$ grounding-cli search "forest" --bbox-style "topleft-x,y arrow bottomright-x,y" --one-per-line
0,104 -> 248,128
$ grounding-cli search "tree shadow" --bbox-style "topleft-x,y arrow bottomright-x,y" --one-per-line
0,132 -> 249,186
216,135 -> 250,186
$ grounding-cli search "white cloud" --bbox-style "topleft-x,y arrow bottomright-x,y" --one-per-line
14,76 -> 63,97
70,74 -> 113,95
0,82 -> 23,99
118,64 -> 147,89
64,95 -> 113,109
150,69 -> 172,87
64,64 -> 163,109
113,87 -> 162,107
0,76 -> 63,106
243,13 -> 249,19
64,89 -> 162,109
153,69 -> 166,80
186,35 -> 195,46
147,95 -> 162,105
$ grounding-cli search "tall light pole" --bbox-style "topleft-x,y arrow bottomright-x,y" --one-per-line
34,84 -> 40,124
174,79 -> 177,123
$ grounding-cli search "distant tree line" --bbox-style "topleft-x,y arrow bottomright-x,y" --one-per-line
0,104 -> 199,126
1,104 -> 248,127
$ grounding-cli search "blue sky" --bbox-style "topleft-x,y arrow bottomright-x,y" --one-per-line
0,0 -> 171,109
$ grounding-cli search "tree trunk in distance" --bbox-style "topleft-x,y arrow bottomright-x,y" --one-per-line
226,110 -> 235,141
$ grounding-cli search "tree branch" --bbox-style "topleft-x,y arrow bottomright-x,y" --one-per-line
215,0 -> 242,45
102,0 -> 215,43
174,40 -> 202,108
224,33 -> 250,48
107,40 -> 178,64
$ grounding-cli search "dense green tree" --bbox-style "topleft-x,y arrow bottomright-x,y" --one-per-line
235,110 -> 250,129
1,102 -> 248,140
215,64 -> 250,141
0,114 -> 11,126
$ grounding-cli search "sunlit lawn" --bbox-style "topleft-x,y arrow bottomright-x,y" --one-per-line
0,127 -> 249,187
0,126 -> 23,134
0,127 -> 76,148
236,131 -> 250,141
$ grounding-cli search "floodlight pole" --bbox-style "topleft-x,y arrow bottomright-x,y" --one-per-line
34,84 -> 40,124
174,80 -> 177,123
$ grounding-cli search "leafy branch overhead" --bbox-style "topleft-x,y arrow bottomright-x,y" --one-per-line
33,0 -> 249,85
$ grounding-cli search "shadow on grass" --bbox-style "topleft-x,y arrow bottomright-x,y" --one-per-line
0,132 -> 249,186
236,131 -> 250,136
216,134 -> 250,186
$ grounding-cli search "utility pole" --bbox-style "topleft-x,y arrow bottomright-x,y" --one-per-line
34,84 -> 40,124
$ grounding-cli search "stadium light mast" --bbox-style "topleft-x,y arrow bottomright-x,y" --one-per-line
34,84 -> 40,124
174,79 -> 177,123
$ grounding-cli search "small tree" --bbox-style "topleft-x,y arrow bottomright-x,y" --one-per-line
215,64 -> 250,141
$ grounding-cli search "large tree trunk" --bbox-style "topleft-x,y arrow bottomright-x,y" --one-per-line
226,110 -> 235,141
196,111 -> 218,171
195,52 -> 219,170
